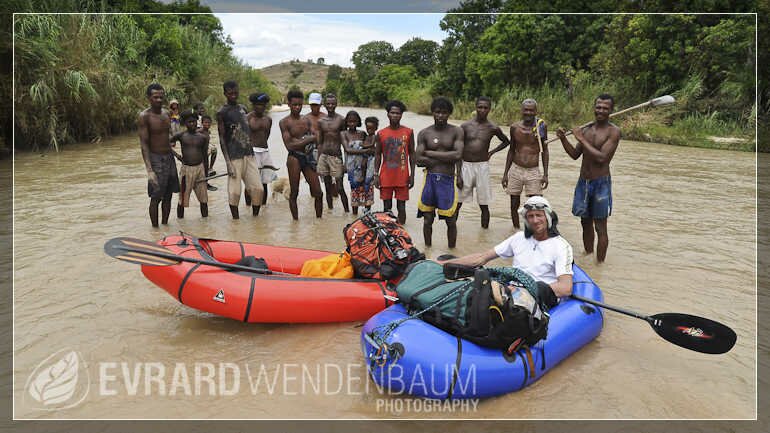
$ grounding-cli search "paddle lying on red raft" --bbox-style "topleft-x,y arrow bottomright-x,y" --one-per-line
105,235 -> 397,323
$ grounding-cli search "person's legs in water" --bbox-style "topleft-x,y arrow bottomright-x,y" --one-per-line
594,218 -> 608,262
177,175 -> 187,218
287,155 -> 302,220
510,194 -> 521,229
323,175 -> 334,209
396,199 -> 406,225
336,176 -> 349,212
581,217 -> 594,254
302,165 -> 324,218
422,210 -> 435,247
446,211 -> 458,248
479,204 -> 489,229
161,192 -> 172,224
149,198 -> 161,227
262,183 -> 268,205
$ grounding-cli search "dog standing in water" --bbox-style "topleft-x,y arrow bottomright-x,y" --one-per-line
271,177 -> 291,201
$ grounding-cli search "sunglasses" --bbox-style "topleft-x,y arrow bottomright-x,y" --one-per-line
524,202 -> 549,211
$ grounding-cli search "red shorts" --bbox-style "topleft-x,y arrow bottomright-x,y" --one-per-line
380,186 -> 409,201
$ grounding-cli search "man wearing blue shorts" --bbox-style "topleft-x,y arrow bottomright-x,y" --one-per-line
556,94 -> 620,262
415,97 -> 464,248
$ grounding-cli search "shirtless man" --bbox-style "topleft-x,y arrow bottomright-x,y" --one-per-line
279,89 -> 324,219
415,97 -> 464,249
458,96 -> 510,229
216,80 -> 264,219
138,83 -> 179,228
498,99 -> 549,229
317,93 -> 349,212
171,110 -> 209,219
557,94 -> 620,263
247,92 -> 277,206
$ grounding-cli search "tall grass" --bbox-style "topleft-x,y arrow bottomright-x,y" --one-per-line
13,13 -> 279,152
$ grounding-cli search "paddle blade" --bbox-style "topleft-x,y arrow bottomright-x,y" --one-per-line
651,95 -> 675,107
649,313 -> 736,354
104,237 -> 180,267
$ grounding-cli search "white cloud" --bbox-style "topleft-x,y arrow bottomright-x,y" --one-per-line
216,13 -> 444,68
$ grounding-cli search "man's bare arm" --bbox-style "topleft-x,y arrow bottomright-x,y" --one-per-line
408,131 -> 416,188
438,248 -> 499,267
540,123 -> 549,186
488,126 -> 511,157
573,126 -> 620,164
279,118 -> 314,152
414,130 -> 431,167
557,127 -> 582,160
137,113 -> 156,181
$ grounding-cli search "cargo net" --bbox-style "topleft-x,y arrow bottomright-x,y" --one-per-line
364,266 -> 538,367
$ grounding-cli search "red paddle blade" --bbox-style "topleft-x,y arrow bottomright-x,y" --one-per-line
649,313 -> 737,354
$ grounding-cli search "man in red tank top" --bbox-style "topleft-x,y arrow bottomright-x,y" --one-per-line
373,100 -> 416,225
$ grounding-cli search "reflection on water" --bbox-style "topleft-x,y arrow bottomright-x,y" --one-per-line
11,107 -> 756,419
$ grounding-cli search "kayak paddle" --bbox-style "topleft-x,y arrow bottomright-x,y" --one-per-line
104,237 -> 289,275
571,294 -> 736,355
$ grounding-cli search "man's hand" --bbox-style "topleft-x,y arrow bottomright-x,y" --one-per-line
541,174 -> 549,190
556,127 -> 567,139
408,175 -> 414,189
373,175 -> 380,189
502,173 -> 508,189
456,176 -> 464,191
571,126 -> 584,141
227,162 -> 236,178
147,171 -> 159,188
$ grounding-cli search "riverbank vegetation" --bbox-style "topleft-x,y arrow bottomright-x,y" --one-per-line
323,1 -> 758,151
11,1 -> 279,152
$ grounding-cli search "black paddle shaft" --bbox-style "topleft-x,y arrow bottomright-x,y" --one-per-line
571,294 -> 651,322
104,237 -> 277,274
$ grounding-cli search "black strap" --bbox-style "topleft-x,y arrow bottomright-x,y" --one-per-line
405,279 -> 453,305
447,336 -> 462,400
242,277 -> 256,322
177,263 -> 201,302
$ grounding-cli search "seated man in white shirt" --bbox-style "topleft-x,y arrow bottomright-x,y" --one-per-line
439,195 -> 573,308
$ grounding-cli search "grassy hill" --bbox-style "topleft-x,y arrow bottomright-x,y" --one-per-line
260,61 -> 331,100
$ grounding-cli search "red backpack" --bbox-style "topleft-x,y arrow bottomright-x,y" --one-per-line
343,212 -> 424,280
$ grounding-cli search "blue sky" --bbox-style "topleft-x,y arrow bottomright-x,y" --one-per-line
215,13 -> 447,68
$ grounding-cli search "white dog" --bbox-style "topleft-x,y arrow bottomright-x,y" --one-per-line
271,177 -> 291,201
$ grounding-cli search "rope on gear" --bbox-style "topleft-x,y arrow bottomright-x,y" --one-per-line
487,267 -> 539,298
366,279 -> 474,364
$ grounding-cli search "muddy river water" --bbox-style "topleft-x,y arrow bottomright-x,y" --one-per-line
8,107 -> 758,419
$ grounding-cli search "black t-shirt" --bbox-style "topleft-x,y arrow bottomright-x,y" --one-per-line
217,103 -> 251,160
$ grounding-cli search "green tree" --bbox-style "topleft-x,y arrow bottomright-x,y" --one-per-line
394,37 -> 439,77
351,41 -> 395,104
590,15 -> 701,96
434,0 -> 501,97
365,64 -> 419,106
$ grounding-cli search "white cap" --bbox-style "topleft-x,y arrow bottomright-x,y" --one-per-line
518,196 -> 554,230
308,93 -> 322,104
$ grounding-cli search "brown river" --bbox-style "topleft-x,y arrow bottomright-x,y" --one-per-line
9,107 -> 759,420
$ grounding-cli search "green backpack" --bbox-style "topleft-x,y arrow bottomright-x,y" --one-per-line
395,260 -> 550,352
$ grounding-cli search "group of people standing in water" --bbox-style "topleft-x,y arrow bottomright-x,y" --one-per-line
138,80 -> 619,263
